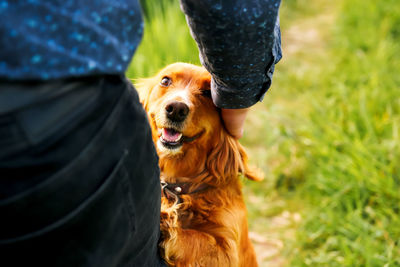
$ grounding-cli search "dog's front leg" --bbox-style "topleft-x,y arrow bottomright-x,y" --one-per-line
160,224 -> 239,267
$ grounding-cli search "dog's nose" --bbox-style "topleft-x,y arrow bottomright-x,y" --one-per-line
165,101 -> 189,122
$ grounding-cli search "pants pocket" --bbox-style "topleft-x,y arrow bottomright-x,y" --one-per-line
0,150 -> 137,267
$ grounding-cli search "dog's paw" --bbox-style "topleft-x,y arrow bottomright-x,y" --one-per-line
160,209 -> 178,229
160,201 -> 180,239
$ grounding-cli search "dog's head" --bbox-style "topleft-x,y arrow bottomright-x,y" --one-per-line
137,63 -> 262,184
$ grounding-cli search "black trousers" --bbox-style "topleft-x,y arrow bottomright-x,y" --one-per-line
0,75 -> 165,266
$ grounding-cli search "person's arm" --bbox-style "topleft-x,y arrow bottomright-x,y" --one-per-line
179,0 -> 282,138
180,0 -> 282,109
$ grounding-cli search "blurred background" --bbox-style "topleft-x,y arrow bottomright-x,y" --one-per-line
127,0 -> 400,266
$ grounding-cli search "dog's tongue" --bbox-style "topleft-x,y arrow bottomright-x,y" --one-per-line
162,128 -> 182,142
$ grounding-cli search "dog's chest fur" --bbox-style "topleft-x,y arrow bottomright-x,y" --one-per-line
166,182 -> 242,229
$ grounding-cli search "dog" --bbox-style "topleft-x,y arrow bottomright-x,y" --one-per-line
137,63 -> 263,267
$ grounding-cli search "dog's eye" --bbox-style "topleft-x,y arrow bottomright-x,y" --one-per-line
201,89 -> 212,98
160,77 -> 172,87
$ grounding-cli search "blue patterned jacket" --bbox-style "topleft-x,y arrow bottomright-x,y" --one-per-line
0,0 -> 281,108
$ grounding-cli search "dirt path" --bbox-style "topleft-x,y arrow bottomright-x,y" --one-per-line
248,5 -> 335,267
250,211 -> 301,266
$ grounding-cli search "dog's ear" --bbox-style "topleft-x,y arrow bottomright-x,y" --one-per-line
200,73 -> 211,91
206,131 -> 263,185
134,78 -> 154,111
237,141 -> 264,182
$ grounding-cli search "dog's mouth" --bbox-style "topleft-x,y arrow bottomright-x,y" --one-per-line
159,127 -> 203,149
160,128 -> 183,148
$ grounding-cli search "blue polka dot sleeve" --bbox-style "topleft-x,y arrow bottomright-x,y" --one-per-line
180,0 -> 282,109
0,0 -> 143,80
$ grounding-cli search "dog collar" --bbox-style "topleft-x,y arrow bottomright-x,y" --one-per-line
161,181 -> 211,204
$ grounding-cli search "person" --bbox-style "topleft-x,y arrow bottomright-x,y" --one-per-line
0,0 -> 281,266
180,1 -> 282,139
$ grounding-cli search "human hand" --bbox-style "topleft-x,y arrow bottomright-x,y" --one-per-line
220,108 -> 249,139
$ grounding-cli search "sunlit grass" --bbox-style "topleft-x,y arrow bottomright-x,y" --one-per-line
126,0 -> 199,79
288,0 -> 400,265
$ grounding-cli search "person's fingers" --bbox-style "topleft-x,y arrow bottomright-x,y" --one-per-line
221,108 -> 249,139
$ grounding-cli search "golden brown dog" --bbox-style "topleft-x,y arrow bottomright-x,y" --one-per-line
137,63 -> 262,267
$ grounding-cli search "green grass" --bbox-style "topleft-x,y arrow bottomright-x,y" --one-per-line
288,0 -> 400,265
127,0 -> 400,266
126,0 -> 199,79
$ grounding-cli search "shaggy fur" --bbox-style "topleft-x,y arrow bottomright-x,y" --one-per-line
137,63 -> 263,267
